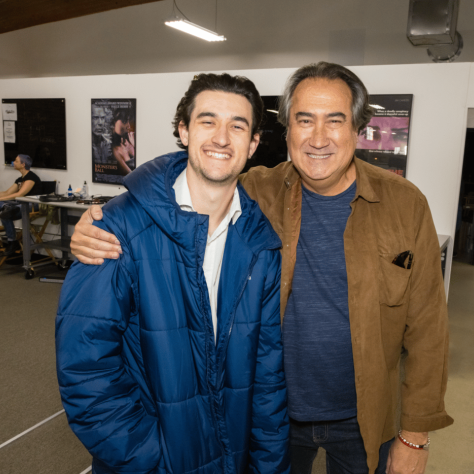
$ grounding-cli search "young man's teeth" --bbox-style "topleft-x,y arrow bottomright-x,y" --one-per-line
207,151 -> 230,159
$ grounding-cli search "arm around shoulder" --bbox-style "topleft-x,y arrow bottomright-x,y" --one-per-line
70,205 -> 122,265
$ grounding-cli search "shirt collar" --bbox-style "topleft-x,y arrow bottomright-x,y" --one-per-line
284,156 -> 380,203
173,167 -> 242,225
352,156 -> 380,203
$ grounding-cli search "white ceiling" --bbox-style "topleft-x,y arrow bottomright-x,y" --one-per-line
0,0 -> 473,78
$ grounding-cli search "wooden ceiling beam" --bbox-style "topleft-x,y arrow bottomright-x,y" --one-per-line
0,0 -> 165,34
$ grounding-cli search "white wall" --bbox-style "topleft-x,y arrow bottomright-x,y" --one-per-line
1,62 -> 470,294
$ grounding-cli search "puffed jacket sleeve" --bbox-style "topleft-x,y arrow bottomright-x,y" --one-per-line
401,195 -> 453,432
248,250 -> 290,473
55,215 -> 162,474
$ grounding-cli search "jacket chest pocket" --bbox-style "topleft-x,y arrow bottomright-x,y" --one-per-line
378,253 -> 413,306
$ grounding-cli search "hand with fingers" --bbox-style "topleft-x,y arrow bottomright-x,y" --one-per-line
386,431 -> 429,474
71,205 -> 122,265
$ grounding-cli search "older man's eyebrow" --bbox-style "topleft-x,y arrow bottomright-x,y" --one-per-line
295,112 -> 315,119
327,112 -> 347,120
294,111 -> 347,120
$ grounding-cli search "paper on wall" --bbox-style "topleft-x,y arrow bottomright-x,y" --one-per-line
2,103 -> 17,121
4,121 -> 15,143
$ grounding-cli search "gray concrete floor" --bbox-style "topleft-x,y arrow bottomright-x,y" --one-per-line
0,259 -> 473,473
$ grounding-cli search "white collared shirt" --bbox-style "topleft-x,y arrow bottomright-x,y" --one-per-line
173,168 -> 242,343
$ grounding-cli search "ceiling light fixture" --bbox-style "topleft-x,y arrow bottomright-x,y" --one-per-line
165,0 -> 226,42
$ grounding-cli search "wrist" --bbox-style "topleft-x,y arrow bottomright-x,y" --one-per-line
398,430 -> 430,451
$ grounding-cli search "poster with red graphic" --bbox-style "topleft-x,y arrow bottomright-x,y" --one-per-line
356,94 -> 413,178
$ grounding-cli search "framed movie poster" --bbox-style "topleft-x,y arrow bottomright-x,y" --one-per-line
91,99 -> 136,185
356,94 -> 413,178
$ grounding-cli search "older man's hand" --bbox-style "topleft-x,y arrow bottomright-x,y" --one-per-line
386,431 -> 429,474
70,205 -> 122,265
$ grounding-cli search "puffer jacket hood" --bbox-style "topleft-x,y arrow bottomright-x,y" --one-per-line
124,151 -> 282,256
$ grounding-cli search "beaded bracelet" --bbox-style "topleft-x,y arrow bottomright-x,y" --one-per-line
398,430 -> 430,451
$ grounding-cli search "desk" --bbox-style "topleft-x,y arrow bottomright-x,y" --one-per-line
16,196 -> 95,279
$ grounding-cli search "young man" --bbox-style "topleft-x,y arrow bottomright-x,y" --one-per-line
0,154 -> 42,256
71,63 -> 451,474
56,73 -> 290,474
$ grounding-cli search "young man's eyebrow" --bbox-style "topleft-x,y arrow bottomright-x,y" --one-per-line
196,112 -> 217,119
232,116 -> 250,127
195,112 -> 250,127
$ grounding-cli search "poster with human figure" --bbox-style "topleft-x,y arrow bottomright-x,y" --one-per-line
356,95 -> 412,178
91,99 -> 136,184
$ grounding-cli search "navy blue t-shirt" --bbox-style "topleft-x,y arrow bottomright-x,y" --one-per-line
283,180 -> 357,421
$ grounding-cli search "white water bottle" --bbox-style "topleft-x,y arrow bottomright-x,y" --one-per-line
81,181 -> 89,199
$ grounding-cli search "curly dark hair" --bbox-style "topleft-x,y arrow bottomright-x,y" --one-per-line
172,73 -> 264,150
278,62 -> 374,133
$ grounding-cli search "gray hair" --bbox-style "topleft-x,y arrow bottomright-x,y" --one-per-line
18,154 -> 32,170
277,62 -> 373,133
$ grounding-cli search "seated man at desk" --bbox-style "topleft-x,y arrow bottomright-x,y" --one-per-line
0,154 -> 42,256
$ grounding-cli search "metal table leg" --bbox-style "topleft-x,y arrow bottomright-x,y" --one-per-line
60,207 -> 69,264
21,202 -> 31,269
20,202 -> 35,279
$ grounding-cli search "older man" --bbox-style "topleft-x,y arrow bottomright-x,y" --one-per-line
70,62 -> 452,474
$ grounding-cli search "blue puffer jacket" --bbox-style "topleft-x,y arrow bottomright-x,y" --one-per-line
56,152 -> 290,474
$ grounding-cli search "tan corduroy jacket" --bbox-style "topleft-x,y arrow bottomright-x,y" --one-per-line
240,158 -> 453,473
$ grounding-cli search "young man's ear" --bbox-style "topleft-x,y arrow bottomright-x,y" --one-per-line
247,133 -> 261,159
178,121 -> 189,147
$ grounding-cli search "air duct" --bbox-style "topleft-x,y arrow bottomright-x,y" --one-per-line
407,0 -> 463,62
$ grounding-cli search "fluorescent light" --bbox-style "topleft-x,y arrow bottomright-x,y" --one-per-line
267,109 -> 278,114
165,17 -> 226,42
370,104 -> 385,110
